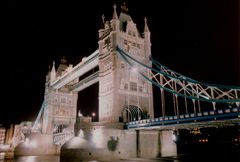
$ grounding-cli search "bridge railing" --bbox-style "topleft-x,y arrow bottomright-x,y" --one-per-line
125,107 -> 240,129
53,131 -> 74,145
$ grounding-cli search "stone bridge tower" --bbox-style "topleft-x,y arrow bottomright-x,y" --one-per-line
98,5 -> 153,122
42,59 -> 78,134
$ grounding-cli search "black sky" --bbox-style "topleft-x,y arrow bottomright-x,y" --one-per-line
0,0 -> 239,127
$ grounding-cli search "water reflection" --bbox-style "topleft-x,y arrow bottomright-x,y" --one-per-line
3,155 -> 60,162
3,155 -> 238,162
2,156 -> 179,162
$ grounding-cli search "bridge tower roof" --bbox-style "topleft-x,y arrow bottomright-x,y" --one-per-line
144,17 -> 150,32
56,57 -> 68,77
112,4 -> 118,20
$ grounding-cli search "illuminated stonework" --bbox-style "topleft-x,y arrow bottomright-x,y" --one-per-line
42,60 -> 78,134
98,6 -> 153,122
0,127 -> 5,144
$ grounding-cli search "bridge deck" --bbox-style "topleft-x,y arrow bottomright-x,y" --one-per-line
125,107 -> 240,129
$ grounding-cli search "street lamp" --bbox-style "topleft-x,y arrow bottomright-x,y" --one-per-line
92,112 -> 96,122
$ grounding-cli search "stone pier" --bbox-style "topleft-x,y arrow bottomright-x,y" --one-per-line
14,133 -> 59,156
60,120 -> 177,162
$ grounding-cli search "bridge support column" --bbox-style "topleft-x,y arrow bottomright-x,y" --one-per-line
159,130 -> 177,157
137,130 -> 160,158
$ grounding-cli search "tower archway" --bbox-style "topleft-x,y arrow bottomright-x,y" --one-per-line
122,105 -> 143,122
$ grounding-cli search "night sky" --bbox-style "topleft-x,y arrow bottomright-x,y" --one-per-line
0,0 -> 239,127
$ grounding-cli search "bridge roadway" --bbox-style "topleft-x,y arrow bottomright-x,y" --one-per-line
125,107 -> 240,129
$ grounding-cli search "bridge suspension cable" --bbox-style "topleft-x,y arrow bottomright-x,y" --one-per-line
116,47 -> 240,106
32,99 -> 46,131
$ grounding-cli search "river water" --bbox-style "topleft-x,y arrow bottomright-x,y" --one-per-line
2,155 -> 178,162
2,156 -> 59,162
1,153 -> 240,162
1,143 -> 239,162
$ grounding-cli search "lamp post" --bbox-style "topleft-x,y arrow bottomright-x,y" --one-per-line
92,112 -> 96,122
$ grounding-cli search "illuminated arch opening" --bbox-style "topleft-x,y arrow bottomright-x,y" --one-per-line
122,105 -> 143,122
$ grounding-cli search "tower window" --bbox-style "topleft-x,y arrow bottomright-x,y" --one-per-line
124,83 -> 128,90
54,97 -> 58,103
122,21 -> 127,32
139,86 -> 143,92
130,82 -> 137,91
60,97 -> 66,103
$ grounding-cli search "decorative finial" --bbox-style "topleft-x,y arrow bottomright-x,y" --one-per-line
144,16 -> 150,32
61,56 -> 67,64
112,4 -> 118,19
121,2 -> 128,13
102,14 -> 105,24
50,61 -> 56,76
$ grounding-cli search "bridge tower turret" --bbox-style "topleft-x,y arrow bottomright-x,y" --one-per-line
98,4 -> 154,123
144,17 -> 151,59
50,61 -> 56,83
42,58 -> 78,134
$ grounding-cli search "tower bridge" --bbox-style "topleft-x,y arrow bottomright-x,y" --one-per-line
13,4 -> 240,161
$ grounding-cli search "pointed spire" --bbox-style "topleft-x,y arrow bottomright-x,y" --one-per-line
112,4 -> 118,20
50,61 -> 56,82
144,17 -> 150,32
51,61 -> 56,73
102,14 -> 105,24
99,14 -> 105,30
